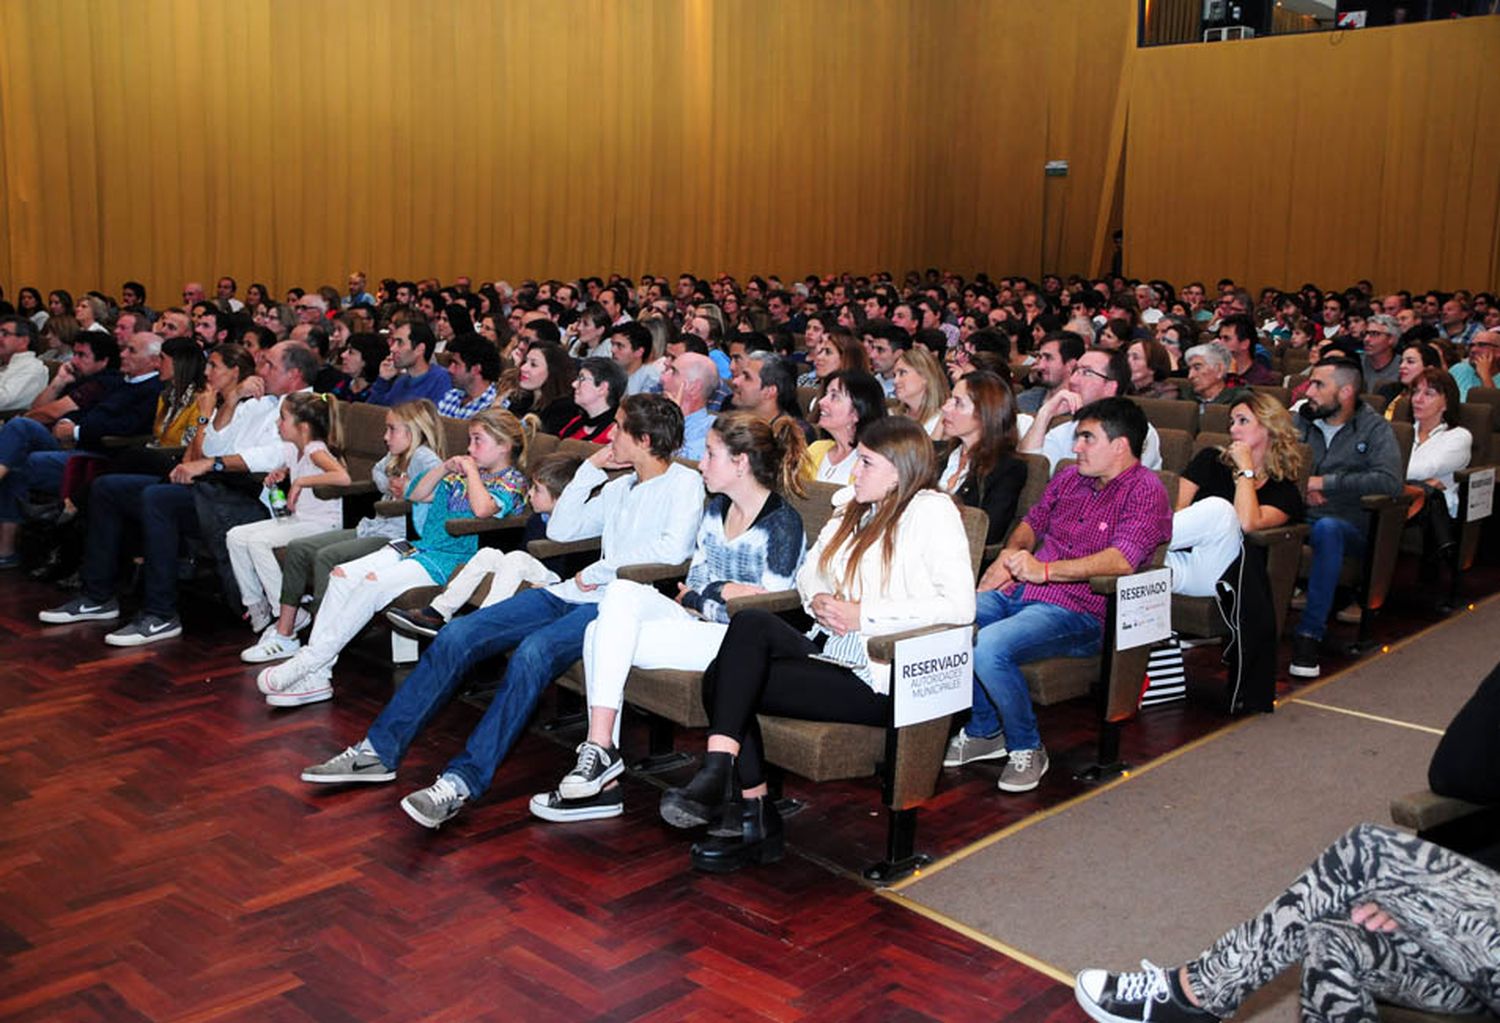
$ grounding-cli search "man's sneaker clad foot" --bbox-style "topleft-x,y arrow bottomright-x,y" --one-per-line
401,775 -> 466,829
1289,633 -> 1320,679
943,730 -> 1008,768
997,747 -> 1049,792
104,613 -> 182,646
301,744 -> 395,784
39,595 -> 120,624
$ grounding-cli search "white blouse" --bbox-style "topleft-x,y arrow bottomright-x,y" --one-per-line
1407,422 -> 1472,517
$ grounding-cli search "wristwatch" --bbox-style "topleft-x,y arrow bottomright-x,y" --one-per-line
212,456 -> 226,473
1236,468 -> 1255,479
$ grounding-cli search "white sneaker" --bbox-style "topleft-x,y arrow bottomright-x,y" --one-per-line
246,602 -> 275,634
241,630 -> 302,664
262,670 -> 333,708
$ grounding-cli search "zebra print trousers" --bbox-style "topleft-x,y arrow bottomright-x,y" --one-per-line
1185,823 -> 1500,1022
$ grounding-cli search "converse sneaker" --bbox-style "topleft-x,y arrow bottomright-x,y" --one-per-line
1074,961 -> 1218,1023
557,740 -> 624,799
1289,633 -> 1320,679
104,613 -> 182,647
997,747 -> 1049,793
529,787 -> 624,822
301,745 -> 395,784
385,605 -> 446,639
943,730 -> 1008,768
257,656 -> 310,694
401,776 -> 466,829
259,664 -> 333,708
39,595 -> 120,624
241,630 -> 301,664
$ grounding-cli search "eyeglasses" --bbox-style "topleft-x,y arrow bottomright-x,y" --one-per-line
1072,365 -> 1113,382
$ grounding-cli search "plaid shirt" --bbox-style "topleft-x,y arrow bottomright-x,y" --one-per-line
1021,462 -> 1172,624
436,383 -> 498,420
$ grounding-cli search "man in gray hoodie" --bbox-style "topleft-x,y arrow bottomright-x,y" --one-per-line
1290,357 -> 1403,679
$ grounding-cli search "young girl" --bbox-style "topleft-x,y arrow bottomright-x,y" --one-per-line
240,399 -> 445,664
225,393 -> 350,636
255,409 -> 530,707
530,414 -> 808,823
660,416 -> 975,872
384,453 -> 582,638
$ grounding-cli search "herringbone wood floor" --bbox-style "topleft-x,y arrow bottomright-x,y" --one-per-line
2,552 -> 1493,1021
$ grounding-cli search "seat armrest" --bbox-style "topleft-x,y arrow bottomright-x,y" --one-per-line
1360,492 -> 1414,512
527,536 -> 602,560
1244,523 -> 1309,547
1088,575 -> 1123,595
446,514 -> 529,537
1389,789 -> 1488,831
373,498 -> 410,518
100,434 -> 153,449
867,621 -> 974,661
726,589 -> 802,617
616,559 -> 692,584
312,479 -> 379,500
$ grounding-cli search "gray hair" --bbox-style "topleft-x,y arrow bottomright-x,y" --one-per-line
1366,313 -> 1401,336
1065,317 -> 1097,344
132,332 -> 164,358
1184,341 -> 1231,373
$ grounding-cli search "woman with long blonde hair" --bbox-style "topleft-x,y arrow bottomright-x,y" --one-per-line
891,344 -> 951,438
660,416 -> 975,872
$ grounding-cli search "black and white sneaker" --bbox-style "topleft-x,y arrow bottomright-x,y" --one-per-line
1288,633 -> 1320,679
1074,961 -> 1218,1023
39,595 -> 121,624
104,613 -> 183,646
529,787 -> 624,822
557,740 -> 624,799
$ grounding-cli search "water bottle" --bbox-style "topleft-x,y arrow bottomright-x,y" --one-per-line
269,484 -> 290,519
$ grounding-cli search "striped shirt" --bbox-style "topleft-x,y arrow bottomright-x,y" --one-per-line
680,492 -> 806,623
1022,462 -> 1172,624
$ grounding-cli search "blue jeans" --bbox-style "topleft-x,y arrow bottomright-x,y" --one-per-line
968,587 -> 1102,751
1299,515 -> 1366,642
81,474 -> 198,617
365,587 -> 598,799
0,417 -> 63,522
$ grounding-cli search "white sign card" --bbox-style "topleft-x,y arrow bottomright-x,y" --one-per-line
1466,467 -> 1494,523
892,626 -> 974,728
1115,567 -> 1172,651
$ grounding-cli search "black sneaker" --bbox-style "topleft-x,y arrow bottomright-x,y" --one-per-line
557,740 -> 624,799
1288,633 -> 1320,679
1074,961 -> 1218,1023
104,613 -> 182,646
528,787 -> 624,822
385,605 -> 446,639
39,595 -> 120,624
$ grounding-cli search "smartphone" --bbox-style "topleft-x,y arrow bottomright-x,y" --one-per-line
388,539 -> 417,558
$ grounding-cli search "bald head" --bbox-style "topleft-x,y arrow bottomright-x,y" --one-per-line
666,352 -> 719,413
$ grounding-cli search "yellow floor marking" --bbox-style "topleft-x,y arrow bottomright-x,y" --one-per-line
1292,700 -> 1445,735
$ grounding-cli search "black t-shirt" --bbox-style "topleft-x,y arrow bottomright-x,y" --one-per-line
1183,447 -> 1304,522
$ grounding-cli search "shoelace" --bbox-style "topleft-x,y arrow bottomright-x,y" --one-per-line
1114,961 -> 1172,1016
572,742 -> 606,778
1009,749 -> 1034,772
424,776 -> 462,807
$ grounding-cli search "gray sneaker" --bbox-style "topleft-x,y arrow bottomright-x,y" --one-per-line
301,745 -> 395,784
400,776 -> 466,829
943,730 -> 1008,768
557,740 -> 624,799
39,595 -> 120,624
998,747 -> 1050,793
104,613 -> 182,646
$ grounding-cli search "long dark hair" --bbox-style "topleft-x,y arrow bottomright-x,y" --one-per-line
952,370 -> 1018,487
528,342 -> 577,407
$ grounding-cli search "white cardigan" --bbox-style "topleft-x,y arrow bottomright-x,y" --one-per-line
798,488 -> 976,692
1407,422 -> 1472,517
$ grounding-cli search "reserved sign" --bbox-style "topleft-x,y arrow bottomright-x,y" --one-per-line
1467,467 -> 1494,523
1116,567 -> 1172,651
893,626 -> 974,728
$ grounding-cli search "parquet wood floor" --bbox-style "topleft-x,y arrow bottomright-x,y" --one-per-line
1,553 -> 1493,1021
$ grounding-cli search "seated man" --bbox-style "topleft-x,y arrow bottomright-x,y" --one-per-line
1290,358 -> 1402,679
1216,314 -> 1279,387
436,333 -> 501,419
1449,329 -> 1497,401
1020,347 -> 1162,472
730,351 -> 814,442
947,397 -> 1172,792
299,394 -> 705,829
660,351 -> 719,460
1183,341 -> 1235,409
367,321 -> 452,406
0,316 -> 48,412
0,332 -> 162,568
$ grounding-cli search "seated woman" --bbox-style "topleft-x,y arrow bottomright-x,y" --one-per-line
659,416 -> 976,872
1169,390 -> 1304,597
1380,339 -> 1442,421
254,409 -> 530,707
891,345 -> 950,439
1075,823 -> 1499,1023
938,370 -> 1028,547
239,399 -> 445,663
333,332 -> 388,403
1127,338 -> 1181,400
555,356 -> 625,444
531,412 -> 808,822
795,314 -> 839,388
1405,367 -> 1472,568
798,326 -> 869,396
803,369 -> 886,485
508,342 -> 579,434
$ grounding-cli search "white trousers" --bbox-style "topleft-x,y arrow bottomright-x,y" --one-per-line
429,548 -> 560,619
225,516 -> 337,611
1167,496 -> 1244,597
581,580 -> 728,745
285,547 -> 434,678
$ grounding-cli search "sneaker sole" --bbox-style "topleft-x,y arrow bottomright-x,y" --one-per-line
241,645 -> 300,664
557,758 -> 625,800
39,608 -> 119,624
1073,984 -> 1134,1023
943,746 -> 1009,769
400,796 -> 456,829
265,686 -> 333,708
528,792 -> 624,822
997,760 -> 1050,793
384,610 -> 440,638
104,624 -> 182,646
1288,662 -> 1321,679
301,767 -> 396,784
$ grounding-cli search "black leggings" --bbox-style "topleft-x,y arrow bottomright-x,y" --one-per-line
701,609 -> 890,790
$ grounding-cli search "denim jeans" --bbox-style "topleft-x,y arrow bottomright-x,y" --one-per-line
81,474 -> 198,617
967,586 -> 1102,751
365,587 -> 598,799
0,417 -> 62,522
1299,515 -> 1366,642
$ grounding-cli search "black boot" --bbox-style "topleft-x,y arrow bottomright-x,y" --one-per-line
690,795 -> 785,873
659,751 -> 736,829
